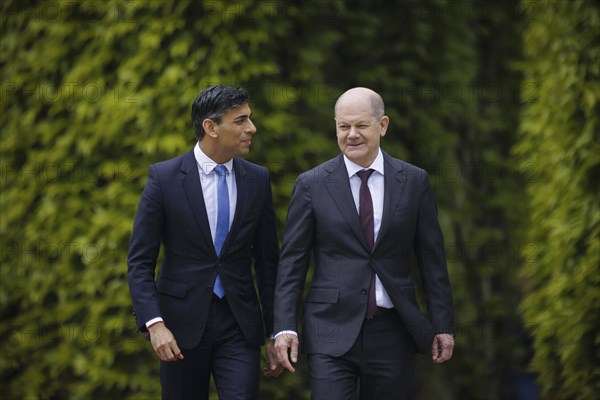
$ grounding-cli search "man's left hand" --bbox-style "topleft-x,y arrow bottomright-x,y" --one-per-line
432,333 -> 454,364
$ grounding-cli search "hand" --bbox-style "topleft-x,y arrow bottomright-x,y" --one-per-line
274,332 -> 299,373
148,322 -> 184,362
432,333 -> 454,364
263,340 -> 284,378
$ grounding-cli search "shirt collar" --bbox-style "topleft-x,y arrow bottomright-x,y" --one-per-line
194,143 -> 234,175
343,148 -> 384,178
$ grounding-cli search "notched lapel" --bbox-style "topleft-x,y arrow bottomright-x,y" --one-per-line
180,151 -> 215,255
224,158 -> 249,252
324,155 -> 371,251
375,156 -> 406,249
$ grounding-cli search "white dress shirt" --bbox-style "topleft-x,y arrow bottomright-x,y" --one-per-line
343,148 -> 394,309
145,144 -> 236,328
194,143 -> 236,239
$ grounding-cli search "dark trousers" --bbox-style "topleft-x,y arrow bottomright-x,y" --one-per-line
308,310 -> 415,400
160,295 -> 260,400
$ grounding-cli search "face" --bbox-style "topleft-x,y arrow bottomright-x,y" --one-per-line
335,97 -> 388,167
210,103 -> 256,160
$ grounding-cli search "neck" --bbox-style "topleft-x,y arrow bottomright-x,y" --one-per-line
352,155 -> 377,169
199,140 -> 231,164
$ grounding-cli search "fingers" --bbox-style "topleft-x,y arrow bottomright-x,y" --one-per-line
266,342 -> 278,371
432,333 -> 454,364
274,334 -> 298,373
155,342 -> 184,362
262,363 -> 284,378
262,341 -> 285,378
150,325 -> 184,362
439,343 -> 453,363
431,337 -> 441,362
171,344 -> 185,361
276,346 -> 295,373
289,339 -> 299,364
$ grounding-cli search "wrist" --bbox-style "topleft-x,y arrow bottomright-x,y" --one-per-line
147,320 -> 164,331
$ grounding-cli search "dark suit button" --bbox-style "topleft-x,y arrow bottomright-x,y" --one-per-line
361,289 -> 367,295
205,286 -> 212,292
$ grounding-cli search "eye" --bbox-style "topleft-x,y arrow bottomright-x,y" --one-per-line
357,125 -> 369,129
338,125 -> 350,130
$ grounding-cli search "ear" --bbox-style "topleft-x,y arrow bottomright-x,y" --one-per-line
202,118 -> 218,139
379,115 -> 389,137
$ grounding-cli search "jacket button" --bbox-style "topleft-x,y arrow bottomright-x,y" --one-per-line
361,289 -> 367,295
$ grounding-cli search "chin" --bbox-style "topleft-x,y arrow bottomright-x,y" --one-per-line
344,148 -> 365,159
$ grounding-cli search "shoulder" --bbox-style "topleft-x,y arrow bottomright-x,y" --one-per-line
234,157 -> 270,180
296,155 -> 343,185
152,149 -> 193,174
383,151 -> 429,182
235,157 -> 267,173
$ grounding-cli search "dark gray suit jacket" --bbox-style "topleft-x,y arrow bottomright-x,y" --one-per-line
274,151 -> 454,355
128,149 -> 279,349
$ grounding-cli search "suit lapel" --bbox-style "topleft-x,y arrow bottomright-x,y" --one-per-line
180,149 -> 216,256
324,155 -> 371,251
224,158 -> 248,252
374,152 -> 406,249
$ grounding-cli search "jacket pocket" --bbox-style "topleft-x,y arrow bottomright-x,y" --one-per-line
157,278 -> 189,298
306,288 -> 339,304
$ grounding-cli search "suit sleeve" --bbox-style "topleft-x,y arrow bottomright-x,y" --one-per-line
274,174 -> 315,333
414,172 -> 455,335
127,164 -> 164,331
252,169 -> 280,337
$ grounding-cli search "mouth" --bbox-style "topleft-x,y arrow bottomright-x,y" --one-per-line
241,139 -> 252,146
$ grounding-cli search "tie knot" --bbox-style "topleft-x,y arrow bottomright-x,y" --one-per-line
356,169 -> 374,183
214,164 -> 227,177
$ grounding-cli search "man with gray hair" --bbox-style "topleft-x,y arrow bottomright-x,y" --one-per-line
273,87 -> 455,399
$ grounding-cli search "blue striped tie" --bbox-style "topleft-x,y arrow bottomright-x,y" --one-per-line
213,164 -> 228,298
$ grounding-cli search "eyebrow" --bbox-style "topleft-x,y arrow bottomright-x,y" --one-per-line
234,113 -> 252,120
336,120 -> 369,124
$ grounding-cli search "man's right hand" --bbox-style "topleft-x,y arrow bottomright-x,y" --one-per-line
148,322 -> 184,362
274,332 -> 299,373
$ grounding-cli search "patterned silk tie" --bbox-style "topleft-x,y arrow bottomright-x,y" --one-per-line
356,169 -> 377,319
213,165 -> 229,298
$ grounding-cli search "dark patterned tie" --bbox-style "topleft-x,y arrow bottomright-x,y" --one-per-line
356,169 -> 377,319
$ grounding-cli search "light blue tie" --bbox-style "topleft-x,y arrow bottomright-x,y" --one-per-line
213,165 -> 229,298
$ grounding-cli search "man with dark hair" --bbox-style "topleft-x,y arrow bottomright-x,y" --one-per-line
274,87 -> 455,399
128,85 -> 282,399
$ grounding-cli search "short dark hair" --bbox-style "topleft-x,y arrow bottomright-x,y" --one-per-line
191,86 -> 250,141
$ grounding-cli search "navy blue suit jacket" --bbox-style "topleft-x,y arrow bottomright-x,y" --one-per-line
128,148 -> 279,349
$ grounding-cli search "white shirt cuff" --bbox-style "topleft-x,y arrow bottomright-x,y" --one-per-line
274,330 -> 298,339
145,317 -> 164,328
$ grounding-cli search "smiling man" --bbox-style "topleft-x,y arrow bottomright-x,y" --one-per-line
274,87 -> 455,399
128,86 -> 282,399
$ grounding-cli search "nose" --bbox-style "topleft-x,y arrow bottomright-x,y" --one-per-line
247,118 -> 257,135
348,126 -> 360,139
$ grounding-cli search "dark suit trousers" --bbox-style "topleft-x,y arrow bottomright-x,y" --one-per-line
160,295 -> 260,400
308,311 -> 415,400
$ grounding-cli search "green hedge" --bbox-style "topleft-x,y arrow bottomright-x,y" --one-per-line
3,1 -> 584,399
515,0 -> 600,397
